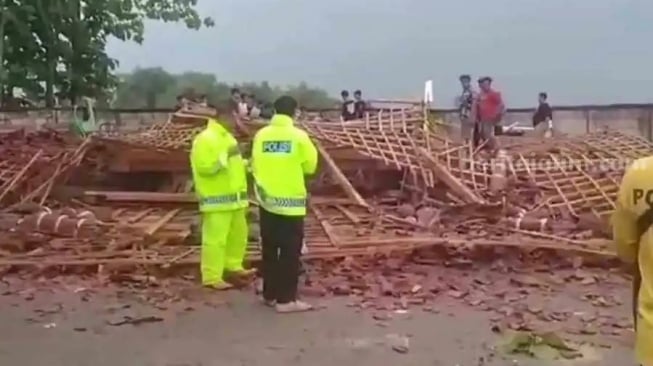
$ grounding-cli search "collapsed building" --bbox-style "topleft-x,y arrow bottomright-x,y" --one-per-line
0,101 -> 642,277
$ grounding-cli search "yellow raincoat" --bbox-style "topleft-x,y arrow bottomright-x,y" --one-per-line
612,156 -> 653,366
251,114 -> 317,217
190,118 -> 248,286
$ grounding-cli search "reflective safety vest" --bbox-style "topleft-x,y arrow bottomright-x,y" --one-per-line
190,118 -> 248,212
251,114 -> 318,216
613,155 -> 653,365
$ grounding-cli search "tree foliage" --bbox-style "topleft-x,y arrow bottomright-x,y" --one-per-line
0,0 -> 214,107
115,67 -> 337,110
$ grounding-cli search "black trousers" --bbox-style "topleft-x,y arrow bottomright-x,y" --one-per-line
259,208 -> 304,304
472,122 -> 480,148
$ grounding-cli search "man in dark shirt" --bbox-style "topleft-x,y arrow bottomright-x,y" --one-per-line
353,90 -> 367,119
532,92 -> 553,127
456,74 -> 477,144
340,90 -> 355,121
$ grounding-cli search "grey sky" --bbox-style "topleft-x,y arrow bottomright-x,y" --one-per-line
107,0 -> 653,107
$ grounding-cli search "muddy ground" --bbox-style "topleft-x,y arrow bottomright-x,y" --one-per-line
0,276 -> 637,366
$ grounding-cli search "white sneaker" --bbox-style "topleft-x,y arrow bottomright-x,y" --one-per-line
275,300 -> 313,313
262,298 -> 276,307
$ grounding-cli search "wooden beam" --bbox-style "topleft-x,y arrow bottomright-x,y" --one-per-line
417,147 -> 485,205
83,190 -> 357,206
315,141 -> 369,207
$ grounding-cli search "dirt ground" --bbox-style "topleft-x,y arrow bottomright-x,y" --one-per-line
0,277 -> 637,366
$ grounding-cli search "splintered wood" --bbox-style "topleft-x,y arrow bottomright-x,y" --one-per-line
99,117 -> 204,151
0,203 -> 446,269
444,131 -> 649,221
0,130 -> 89,207
0,105 -> 648,276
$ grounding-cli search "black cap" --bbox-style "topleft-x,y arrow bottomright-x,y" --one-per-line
459,74 -> 471,81
478,76 -> 492,83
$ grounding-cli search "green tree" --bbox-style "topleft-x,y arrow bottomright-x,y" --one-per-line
114,69 -> 338,110
56,0 -> 119,105
0,1 -> 41,105
0,0 -> 214,107
116,67 -> 177,108
237,81 -> 280,105
286,81 -> 334,109
173,72 -> 221,102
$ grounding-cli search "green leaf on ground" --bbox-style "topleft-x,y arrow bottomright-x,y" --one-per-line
498,330 -> 583,360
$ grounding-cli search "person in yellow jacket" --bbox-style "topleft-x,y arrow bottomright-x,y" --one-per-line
251,95 -> 318,313
612,157 -> 653,366
190,114 -> 254,290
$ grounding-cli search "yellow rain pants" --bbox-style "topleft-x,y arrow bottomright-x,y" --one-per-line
201,208 -> 248,286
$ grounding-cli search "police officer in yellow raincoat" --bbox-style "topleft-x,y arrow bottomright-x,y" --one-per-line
251,95 -> 318,313
190,115 -> 254,290
612,157 -> 653,366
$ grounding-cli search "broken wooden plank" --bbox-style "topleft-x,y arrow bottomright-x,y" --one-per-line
84,190 -> 355,205
315,141 -> 369,208
417,147 -> 485,205
145,209 -> 181,237
0,149 -> 43,204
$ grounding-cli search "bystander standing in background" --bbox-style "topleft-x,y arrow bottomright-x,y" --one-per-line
242,93 -> 253,113
474,76 -> 505,151
340,90 -> 355,121
532,92 -> 553,137
243,93 -> 261,118
198,94 -> 208,107
353,90 -> 367,119
456,74 -> 477,144
229,88 -> 242,116
175,95 -> 186,111
259,102 -> 274,119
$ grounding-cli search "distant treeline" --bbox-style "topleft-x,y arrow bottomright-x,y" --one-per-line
113,68 -> 338,110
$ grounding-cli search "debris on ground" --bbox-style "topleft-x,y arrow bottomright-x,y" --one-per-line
498,330 -> 583,360
106,314 -> 164,327
0,101 -> 641,338
386,333 -> 410,354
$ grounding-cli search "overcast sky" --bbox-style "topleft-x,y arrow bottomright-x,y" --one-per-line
106,0 -> 653,107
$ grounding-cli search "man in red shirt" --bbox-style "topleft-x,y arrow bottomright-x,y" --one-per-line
474,76 -> 505,150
